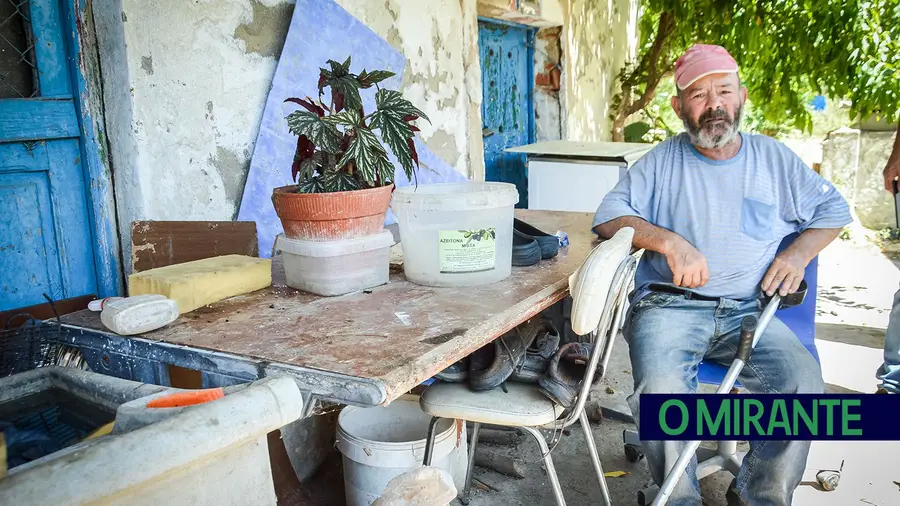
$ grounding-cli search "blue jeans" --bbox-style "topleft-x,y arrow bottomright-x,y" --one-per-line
624,291 -> 824,506
876,285 -> 900,393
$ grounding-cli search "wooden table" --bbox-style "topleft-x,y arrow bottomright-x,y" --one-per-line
59,210 -> 601,408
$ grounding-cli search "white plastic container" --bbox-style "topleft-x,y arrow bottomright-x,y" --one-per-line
99,294 -> 179,335
335,396 -> 467,506
275,230 -> 394,296
390,182 -> 519,287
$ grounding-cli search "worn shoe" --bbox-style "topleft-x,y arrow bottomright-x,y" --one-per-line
538,342 -> 597,408
514,218 -> 559,259
509,321 -> 561,383
435,358 -> 469,383
468,318 -> 543,391
512,229 -> 542,266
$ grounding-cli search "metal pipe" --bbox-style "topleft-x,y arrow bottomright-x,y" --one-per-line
460,422 -> 481,505
422,417 -> 441,466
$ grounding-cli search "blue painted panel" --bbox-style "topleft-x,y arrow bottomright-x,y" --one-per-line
0,0 -> 98,310
62,0 -> 124,298
44,138 -> 97,299
0,170 -> 62,308
0,98 -> 81,141
478,20 -> 533,208
28,0 -> 71,97
0,139 -> 97,310
237,0 -> 468,258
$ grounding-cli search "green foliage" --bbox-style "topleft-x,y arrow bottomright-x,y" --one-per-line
284,57 -> 430,193
624,121 -> 652,142
612,0 -> 900,138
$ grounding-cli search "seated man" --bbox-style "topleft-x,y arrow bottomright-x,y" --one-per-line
593,44 -> 852,505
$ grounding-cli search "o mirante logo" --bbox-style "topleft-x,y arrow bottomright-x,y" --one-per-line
640,394 -> 898,440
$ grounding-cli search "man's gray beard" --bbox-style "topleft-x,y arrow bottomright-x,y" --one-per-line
683,107 -> 742,150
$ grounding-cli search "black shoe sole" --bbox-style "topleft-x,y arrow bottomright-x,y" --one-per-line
512,229 -> 542,266
514,219 -> 559,259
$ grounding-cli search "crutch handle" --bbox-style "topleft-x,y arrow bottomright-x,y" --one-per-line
762,279 -> 808,309
736,315 -> 758,362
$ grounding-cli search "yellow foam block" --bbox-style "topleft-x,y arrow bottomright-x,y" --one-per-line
128,255 -> 272,314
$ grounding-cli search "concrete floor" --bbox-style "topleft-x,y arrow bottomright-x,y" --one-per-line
303,224 -> 900,505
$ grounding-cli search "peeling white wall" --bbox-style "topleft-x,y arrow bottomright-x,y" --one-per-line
94,0 -> 638,271
94,0 -> 482,273
333,0 -> 483,182
562,0 -> 639,141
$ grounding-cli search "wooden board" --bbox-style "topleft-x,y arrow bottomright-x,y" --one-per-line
0,294 -> 95,329
67,211 -> 602,405
131,221 -> 259,273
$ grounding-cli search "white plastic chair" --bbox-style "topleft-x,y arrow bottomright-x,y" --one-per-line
418,227 -> 637,505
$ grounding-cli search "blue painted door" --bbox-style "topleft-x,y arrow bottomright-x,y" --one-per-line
0,0 -> 97,310
478,20 -> 533,208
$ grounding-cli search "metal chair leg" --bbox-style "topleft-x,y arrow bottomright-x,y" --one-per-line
580,410 -> 612,506
423,416 -> 441,466
522,426 -> 566,506
460,422 -> 480,505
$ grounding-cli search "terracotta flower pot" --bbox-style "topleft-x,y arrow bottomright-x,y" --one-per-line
271,184 -> 394,241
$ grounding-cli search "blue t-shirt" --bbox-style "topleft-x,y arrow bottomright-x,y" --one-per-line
593,132 -> 852,301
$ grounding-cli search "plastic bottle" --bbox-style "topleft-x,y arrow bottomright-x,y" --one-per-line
88,297 -> 124,311
99,295 -> 179,336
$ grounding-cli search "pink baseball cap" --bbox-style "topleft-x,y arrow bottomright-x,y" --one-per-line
674,44 -> 739,90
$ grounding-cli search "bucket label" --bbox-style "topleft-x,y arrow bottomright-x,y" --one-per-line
438,229 -> 496,273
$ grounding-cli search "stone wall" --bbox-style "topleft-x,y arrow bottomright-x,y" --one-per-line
821,127 -> 898,229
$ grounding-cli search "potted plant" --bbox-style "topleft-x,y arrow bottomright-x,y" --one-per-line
272,56 -> 430,241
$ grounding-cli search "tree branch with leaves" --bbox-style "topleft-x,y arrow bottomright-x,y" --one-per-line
609,0 -> 900,142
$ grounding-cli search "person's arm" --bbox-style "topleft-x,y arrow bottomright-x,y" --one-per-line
883,121 -> 900,193
593,216 -> 676,253
762,151 -> 853,297
594,216 -> 709,289
761,227 -> 840,297
592,155 -> 710,289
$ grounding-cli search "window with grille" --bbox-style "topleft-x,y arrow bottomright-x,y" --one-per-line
0,0 -> 38,98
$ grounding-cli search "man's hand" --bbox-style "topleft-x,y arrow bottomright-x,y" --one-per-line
664,237 -> 709,289
761,250 -> 806,297
883,122 -> 900,193
883,159 -> 900,194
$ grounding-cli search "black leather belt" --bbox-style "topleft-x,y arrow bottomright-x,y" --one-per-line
647,283 -> 719,301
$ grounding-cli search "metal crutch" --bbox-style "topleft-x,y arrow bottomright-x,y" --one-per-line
651,282 -> 807,506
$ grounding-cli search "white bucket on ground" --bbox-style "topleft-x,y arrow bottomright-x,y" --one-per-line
336,396 -> 467,506
390,181 -> 519,287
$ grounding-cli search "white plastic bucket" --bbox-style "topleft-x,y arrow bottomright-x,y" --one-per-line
390,182 -> 519,287
335,396 -> 467,506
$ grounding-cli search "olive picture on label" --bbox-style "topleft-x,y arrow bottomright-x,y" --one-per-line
438,228 -> 497,274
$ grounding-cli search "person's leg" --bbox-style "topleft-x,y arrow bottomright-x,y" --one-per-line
705,299 -> 824,506
624,293 -> 717,506
876,285 -> 900,393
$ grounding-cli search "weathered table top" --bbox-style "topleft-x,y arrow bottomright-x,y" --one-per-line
62,210 -> 601,406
